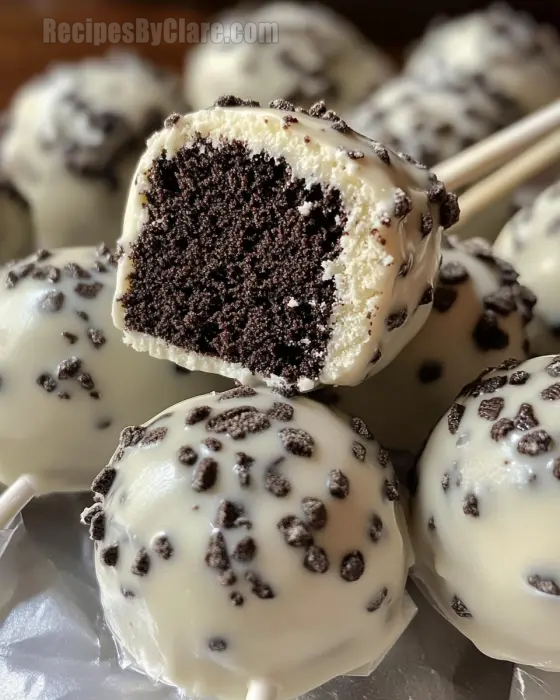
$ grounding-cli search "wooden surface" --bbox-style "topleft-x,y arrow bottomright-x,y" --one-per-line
0,0 -> 558,109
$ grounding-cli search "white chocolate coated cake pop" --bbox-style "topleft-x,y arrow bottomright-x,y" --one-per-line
114,97 -> 459,393
319,236 -> 534,453
411,355 -> 560,668
405,4 -> 560,115
350,75 -> 519,169
495,179 -> 560,355
0,246 -> 230,494
1,52 -> 183,250
86,386 -> 412,700
184,2 -> 395,114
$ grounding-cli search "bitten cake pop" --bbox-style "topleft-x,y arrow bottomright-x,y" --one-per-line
114,98 -> 459,393
85,387 -> 412,700
494,179 -> 560,355
405,4 -> 560,115
411,355 -> 560,668
0,52 -> 183,250
319,236 -> 534,453
350,75 -> 519,168
0,246 -> 230,495
184,2 -> 395,114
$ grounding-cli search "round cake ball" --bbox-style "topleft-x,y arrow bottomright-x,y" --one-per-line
411,355 -> 560,668
0,175 -> 32,264
495,180 -> 560,355
0,246 -> 230,494
184,2 -> 395,114
114,98 -> 459,393
322,236 -> 534,453
405,4 -> 560,114
87,387 -> 409,700
350,75 -> 519,169
1,52 -> 183,250
86,387 -> 412,700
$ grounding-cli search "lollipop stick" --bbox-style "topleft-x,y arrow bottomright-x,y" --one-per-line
246,679 -> 279,700
453,129 -> 560,232
0,475 -> 36,529
435,99 -> 560,190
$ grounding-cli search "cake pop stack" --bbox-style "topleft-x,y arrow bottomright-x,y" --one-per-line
0,245 -> 230,526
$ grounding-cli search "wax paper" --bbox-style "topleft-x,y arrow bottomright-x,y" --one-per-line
0,492 -> 528,700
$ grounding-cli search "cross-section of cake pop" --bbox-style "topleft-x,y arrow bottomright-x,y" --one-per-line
411,355 -> 560,668
495,179 -> 560,355
86,387 -> 413,700
0,246 -> 230,494
0,52 -> 183,249
326,236 -> 534,453
114,98 -> 459,393
184,2 -> 395,114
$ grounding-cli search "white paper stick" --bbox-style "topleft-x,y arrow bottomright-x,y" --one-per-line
0,475 -> 37,529
436,99 -> 560,190
246,678 -> 279,700
453,130 -> 560,233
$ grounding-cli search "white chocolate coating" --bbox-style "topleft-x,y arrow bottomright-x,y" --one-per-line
89,388 -> 412,700
405,4 -> 560,114
0,247 -> 230,494
184,2 -> 395,114
495,179 -> 560,355
1,52 -> 182,250
319,236 -> 532,453
350,75 -> 518,169
411,355 -> 560,668
114,101 -> 457,392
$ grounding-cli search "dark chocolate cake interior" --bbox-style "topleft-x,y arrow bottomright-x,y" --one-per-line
121,135 -> 347,384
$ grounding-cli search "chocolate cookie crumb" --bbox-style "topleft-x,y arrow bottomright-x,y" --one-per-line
340,551 -> 365,582
153,535 -> 173,560
37,373 -> 57,392
232,536 -> 256,562
352,441 -> 366,461
302,497 -> 327,529
101,544 -> 119,567
216,500 -> 245,529
448,403 -> 466,434
491,418 -> 515,441
517,430 -> 553,456
366,587 -> 388,612
131,549 -> 151,576
185,406 -> 211,425
528,574 -> 560,596
266,402 -> 294,422
40,290 -> 65,312
541,383 -> 560,401
278,515 -> 313,547
230,592 -> 244,606
218,386 -> 257,401
509,371 -> 530,385
203,437 -> 222,452
473,311 -> 509,351
369,514 -> 384,543
192,458 -> 218,492
89,511 -> 105,541
265,461 -> 291,497
546,357 -> 560,377
92,466 -> 117,496
514,403 -> 539,431
178,445 -> 197,466
208,638 -> 227,652
207,406 -> 271,439
75,282 -> 103,299
206,531 -> 230,570
478,397 -> 504,421
386,309 -> 408,331
440,261 -> 469,284
62,331 -> 79,345
234,452 -> 253,488
141,427 -> 168,445
279,428 -> 315,457
304,545 -> 329,573
442,473 -> 451,491
87,328 -> 106,348
351,416 -> 374,440
463,494 -> 480,517
384,479 -> 400,501
245,571 -> 275,599
328,469 -> 349,499
451,595 -> 472,618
